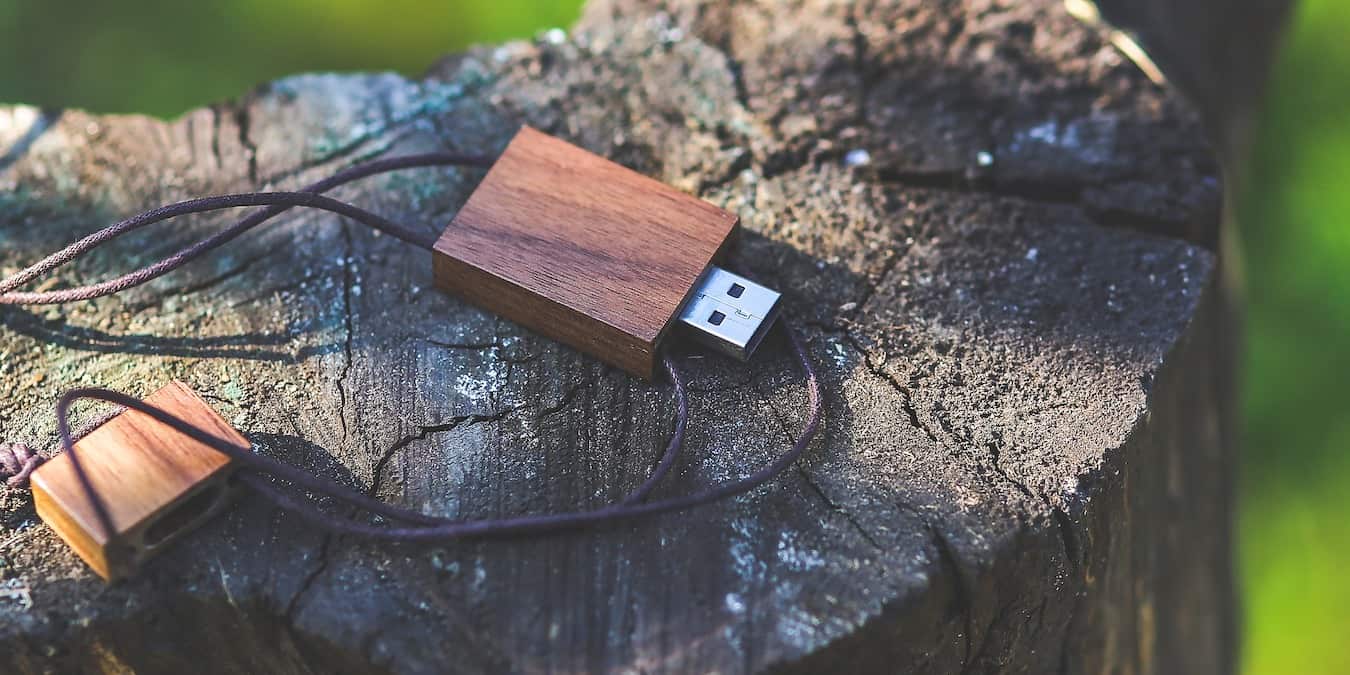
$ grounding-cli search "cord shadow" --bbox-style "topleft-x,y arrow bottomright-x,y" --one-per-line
0,307 -> 340,362
0,107 -> 59,173
242,432 -> 368,495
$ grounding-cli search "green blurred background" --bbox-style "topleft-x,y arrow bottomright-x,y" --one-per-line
1239,0 -> 1350,672
0,1 -> 1345,673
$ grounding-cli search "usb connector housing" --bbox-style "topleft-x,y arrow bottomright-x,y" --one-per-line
678,267 -> 781,360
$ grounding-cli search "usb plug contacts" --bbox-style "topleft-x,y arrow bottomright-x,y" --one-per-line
678,266 -> 782,360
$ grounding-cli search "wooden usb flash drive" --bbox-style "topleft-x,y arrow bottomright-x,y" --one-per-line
433,126 -> 782,379
30,382 -> 243,581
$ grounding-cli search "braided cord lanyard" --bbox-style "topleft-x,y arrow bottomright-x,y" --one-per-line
0,152 -> 823,542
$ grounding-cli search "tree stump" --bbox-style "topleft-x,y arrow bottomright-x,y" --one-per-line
0,0 -> 1231,673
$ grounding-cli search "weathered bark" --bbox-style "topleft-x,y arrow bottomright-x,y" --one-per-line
1093,0 -> 1292,172
0,1 -> 1230,673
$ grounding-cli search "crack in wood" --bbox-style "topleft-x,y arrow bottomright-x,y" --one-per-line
895,500 -> 975,675
209,105 -> 224,171
234,103 -> 258,187
796,467 -> 884,551
336,224 -> 356,439
367,383 -> 582,499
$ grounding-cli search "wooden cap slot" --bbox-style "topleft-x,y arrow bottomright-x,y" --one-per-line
140,471 -> 236,550
30,381 -> 246,582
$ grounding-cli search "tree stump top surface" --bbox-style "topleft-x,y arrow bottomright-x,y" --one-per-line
0,1 -> 1223,673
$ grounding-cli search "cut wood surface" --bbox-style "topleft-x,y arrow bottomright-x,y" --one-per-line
0,1 -> 1230,673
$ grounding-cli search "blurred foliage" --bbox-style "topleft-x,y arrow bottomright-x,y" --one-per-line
1238,0 -> 1350,673
0,1 -> 1346,673
0,0 -> 583,116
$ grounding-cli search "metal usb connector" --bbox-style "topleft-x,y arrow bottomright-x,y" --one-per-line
677,266 -> 782,360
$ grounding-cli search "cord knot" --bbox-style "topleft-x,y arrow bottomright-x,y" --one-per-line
1,442 -> 44,488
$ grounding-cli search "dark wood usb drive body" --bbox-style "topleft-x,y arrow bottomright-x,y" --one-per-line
433,127 -> 739,378
31,382 -> 244,581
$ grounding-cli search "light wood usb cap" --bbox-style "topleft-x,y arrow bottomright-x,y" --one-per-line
433,126 -> 740,379
30,381 -> 245,582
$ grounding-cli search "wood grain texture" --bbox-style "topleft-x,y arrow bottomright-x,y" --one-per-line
30,382 -> 242,581
434,126 -> 739,378
0,0 -> 1233,672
